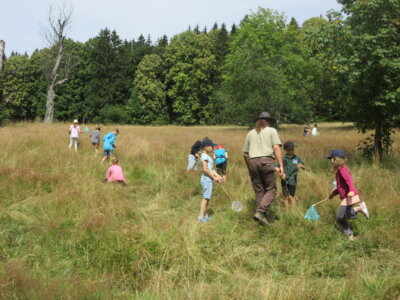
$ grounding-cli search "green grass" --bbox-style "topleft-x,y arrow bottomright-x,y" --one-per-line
0,123 -> 399,299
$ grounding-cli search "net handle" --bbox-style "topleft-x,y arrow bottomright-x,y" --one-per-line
313,198 -> 329,207
220,184 -> 232,199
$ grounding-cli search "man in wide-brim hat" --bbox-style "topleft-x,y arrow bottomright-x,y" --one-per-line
254,111 -> 276,124
243,111 -> 284,226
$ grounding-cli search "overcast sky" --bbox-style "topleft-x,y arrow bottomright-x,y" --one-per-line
1,0 -> 342,57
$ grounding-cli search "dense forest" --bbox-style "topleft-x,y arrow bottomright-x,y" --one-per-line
0,1 -> 399,158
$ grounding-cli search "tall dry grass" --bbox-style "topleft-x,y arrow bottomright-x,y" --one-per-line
0,122 -> 399,299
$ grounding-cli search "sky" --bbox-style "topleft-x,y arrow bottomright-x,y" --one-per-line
0,0 -> 342,57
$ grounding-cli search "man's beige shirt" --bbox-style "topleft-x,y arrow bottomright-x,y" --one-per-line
243,127 -> 281,158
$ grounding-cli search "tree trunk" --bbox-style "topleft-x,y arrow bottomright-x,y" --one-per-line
374,121 -> 383,163
44,38 -> 64,124
0,40 -> 5,73
44,85 -> 56,124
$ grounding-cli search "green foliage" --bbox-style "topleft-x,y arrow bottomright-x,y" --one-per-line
219,8 -> 314,125
0,54 -> 46,121
313,0 -> 400,160
164,31 -> 216,125
97,105 -> 130,124
129,54 -> 168,125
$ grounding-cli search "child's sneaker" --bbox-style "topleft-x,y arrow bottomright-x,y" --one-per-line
205,214 -> 212,221
358,202 -> 369,219
348,234 -> 356,241
198,215 -> 208,223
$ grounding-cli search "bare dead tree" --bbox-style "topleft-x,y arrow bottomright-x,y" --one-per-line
0,40 -> 5,73
43,2 -> 72,124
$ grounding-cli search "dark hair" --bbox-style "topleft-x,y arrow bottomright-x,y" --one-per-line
255,119 -> 268,133
114,128 -> 119,134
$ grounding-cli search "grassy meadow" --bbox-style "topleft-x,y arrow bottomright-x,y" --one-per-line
0,122 -> 399,299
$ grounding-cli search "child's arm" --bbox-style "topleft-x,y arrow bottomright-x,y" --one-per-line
104,167 -> 111,182
328,190 -> 339,199
203,160 -> 222,183
225,152 -> 228,159
297,163 -> 305,170
339,167 -> 357,196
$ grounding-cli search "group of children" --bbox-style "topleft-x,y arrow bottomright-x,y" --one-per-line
71,119 -> 369,239
189,136 -> 369,240
303,123 -> 318,137
68,120 -> 125,184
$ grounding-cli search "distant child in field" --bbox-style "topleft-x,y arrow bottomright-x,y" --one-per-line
89,125 -> 101,155
104,157 -> 126,185
326,149 -> 369,241
198,138 -> 222,223
311,123 -> 318,137
303,125 -> 310,137
275,141 -> 305,207
187,140 -> 202,171
68,119 -> 82,152
213,145 -> 228,182
102,129 -> 119,163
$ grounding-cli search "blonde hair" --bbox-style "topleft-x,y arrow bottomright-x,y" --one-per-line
111,157 -> 119,164
331,156 -> 346,172
255,119 -> 269,133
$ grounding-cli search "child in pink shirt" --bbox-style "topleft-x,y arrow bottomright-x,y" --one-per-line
326,149 -> 369,240
105,157 -> 126,185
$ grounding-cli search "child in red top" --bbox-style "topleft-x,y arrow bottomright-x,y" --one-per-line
105,157 -> 126,185
327,149 -> 369,240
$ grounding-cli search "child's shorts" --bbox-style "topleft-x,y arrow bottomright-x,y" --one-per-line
281,180 -> 296,197
336,205 -> 357,220
104,150 -> 114,157
216,161 -> 227,175
201,177 -> 213,200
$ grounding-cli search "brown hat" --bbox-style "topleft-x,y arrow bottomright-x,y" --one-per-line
254,112 -> 276,124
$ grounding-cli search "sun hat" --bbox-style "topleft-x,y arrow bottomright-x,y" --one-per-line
254,111 -> 276,124
73,119 -> 79,124
202,138 -> 218,147
283,141 -> 295,150
326,149 -> 346,159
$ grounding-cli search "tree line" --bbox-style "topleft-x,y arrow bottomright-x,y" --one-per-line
0,1 -> 399,160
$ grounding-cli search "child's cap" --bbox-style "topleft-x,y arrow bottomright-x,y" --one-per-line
283,141 -> 295,150
202,138 -> 217,147
326,149 -> 346,159
216,145 -> 224,149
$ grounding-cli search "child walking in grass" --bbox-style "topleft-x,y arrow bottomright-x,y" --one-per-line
326,149 -> 369,240
104,157 -> 126,185
68,119 -> 82,152
198,138 -> 222,223
213,145 -> 228,182
89,125 -> 101,155
275,141 -> 305,208
187,140 -> 202,171
102,129 -> 119,163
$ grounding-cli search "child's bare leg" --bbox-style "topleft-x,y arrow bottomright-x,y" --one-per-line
199,198 -> 209,217
289,196 -> 296,207
101,156 -> 107,163
283,196 -> 289,209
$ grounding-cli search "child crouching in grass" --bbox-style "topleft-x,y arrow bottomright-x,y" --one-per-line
198,138 -> 222,223
326,149 -> 369,241
104,157 -> 126,185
